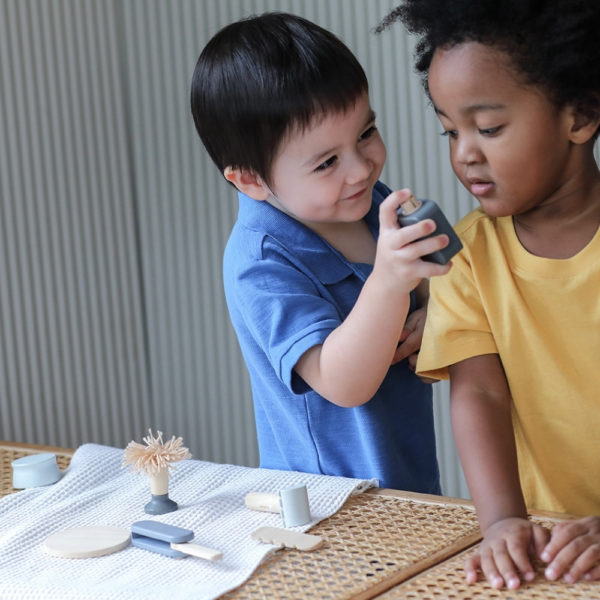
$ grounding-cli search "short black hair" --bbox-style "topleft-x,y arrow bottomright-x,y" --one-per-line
191,12 -> 368,186
376,0 -> 600,122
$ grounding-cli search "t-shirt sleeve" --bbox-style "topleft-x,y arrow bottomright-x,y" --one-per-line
416,249 -> 498,380
229,243 -> 343,394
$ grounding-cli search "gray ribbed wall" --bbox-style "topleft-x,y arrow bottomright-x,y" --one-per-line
0,0 -> 151,446
14,0 -> 591,498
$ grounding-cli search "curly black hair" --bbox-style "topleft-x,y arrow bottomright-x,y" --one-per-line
376,0 -> 600,121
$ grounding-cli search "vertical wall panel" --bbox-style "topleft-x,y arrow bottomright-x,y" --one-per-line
0,0 -> 150,448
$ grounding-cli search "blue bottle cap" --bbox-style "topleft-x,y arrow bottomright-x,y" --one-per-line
11,453 -> 61,488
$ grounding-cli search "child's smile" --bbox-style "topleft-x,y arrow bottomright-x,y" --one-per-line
264,92 -> 386,234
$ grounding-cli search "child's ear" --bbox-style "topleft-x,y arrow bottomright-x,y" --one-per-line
223,166 -> 270,200
567,106 -> 600,145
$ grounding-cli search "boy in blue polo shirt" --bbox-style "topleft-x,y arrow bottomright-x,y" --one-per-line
190,12 -> 452,492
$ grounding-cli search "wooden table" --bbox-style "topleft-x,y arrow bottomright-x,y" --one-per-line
2,441 -> 599,599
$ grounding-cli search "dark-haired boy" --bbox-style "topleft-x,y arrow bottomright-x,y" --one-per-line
191,12 -> 452,491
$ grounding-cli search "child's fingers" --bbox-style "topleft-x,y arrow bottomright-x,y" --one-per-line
464,551 -> 481,584
542,520 -> 590,563
415,233 -> 452,263
505,537 -> 536,584
532,523 -> 551,560
479,543 -> 509,589
479,538 -> 536,590
563,545 -> 600,583
393,338 -> 418,363
488,540 -> 530,590
379,188 -> 414,229
546,536 -> 600,583
379,189 -> 454,261
397,321 -> 414,344
407,352 -> 418,371
584,563 -> 600,581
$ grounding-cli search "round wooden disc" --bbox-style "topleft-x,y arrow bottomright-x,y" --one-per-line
43,526 -> 130,559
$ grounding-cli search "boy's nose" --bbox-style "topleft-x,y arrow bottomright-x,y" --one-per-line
346,151 -> 373,183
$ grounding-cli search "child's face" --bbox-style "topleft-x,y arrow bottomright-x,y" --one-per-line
428,42 -> 576,218
265,92 -> 386,230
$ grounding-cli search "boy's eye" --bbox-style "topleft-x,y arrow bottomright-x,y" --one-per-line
359,125 -> 378,141
314,156 -> 337,172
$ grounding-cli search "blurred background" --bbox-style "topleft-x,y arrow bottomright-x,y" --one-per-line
1,0 -> 490,497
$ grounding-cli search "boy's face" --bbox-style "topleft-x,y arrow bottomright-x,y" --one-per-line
428,42 -> 576,218
265,92 -> 386,231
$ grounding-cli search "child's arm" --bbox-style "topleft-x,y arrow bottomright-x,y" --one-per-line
449,353 -> 550,590
294,189 -> 450,408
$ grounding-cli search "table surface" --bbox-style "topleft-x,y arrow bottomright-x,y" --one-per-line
2,441 -> 599,599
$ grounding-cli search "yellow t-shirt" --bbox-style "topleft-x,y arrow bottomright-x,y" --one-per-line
418,208 -> 600,515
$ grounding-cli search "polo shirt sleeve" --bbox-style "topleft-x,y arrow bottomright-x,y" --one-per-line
229,238 -> 344,395
416,247 -> 498,380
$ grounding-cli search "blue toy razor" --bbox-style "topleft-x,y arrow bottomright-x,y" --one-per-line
131,520 -> 222,561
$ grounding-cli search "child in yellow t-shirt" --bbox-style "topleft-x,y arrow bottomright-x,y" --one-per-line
378,0 -> 600,592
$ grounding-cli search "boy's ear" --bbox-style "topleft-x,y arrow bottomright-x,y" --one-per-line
223,166 -> 270,200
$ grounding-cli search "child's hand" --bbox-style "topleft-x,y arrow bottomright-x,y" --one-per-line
374,189 -> 451,296
392,307 -> 425,365
465,517 -> 549,590
541,516 -> 600,583
392,306 -> 435,382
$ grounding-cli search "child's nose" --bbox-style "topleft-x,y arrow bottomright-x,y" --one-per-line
346,150 -> 373,183
454,135 -> 483,165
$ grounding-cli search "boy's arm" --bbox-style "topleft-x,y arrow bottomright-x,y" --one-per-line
449,353 -> 549,589
294,190 -> 450,408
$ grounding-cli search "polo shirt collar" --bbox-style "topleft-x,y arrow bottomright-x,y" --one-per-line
236,191 -> 381,283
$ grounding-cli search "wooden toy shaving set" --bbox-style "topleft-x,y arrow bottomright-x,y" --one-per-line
23,430 -> 323,563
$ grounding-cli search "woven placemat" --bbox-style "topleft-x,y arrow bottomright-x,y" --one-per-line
378,516 -> 600,599
0,442 -> 74,499
222,492 -> 481,600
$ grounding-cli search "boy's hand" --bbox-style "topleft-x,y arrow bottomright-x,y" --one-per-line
465,517 -> 549,589
541,516 -> 600,583
374,189 -> 451,296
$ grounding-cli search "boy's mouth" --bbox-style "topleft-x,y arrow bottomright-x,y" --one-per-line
342,186 -> 368,201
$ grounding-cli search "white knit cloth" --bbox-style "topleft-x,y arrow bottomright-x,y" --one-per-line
0,444 -> 375,600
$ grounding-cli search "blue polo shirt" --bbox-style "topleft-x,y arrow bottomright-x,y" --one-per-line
223,181 -> 440,493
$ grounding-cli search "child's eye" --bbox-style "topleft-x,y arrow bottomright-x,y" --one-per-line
478,126 -> 502,136
440,130 -> 458,139
359,125 -> 378,141
314,156 -> 337,172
